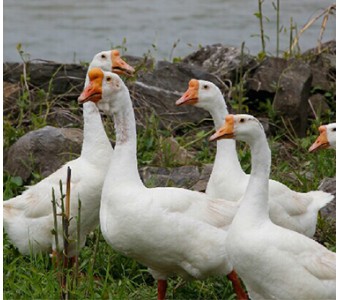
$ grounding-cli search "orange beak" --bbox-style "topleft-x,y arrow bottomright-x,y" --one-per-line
176,79 -> 199,106
111,50 -> 135,76
308,126 -> 330,152
78,68 -> 103,104
209,115 -> 235,141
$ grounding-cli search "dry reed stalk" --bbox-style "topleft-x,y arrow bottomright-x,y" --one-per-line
317,5 -> 335,53
51,187 -> 63,290
289,3 -> 336,54
74,197 -> 81,288
51,188 -> 60,257
308,98 -> 318,120
59,167 -> 72,300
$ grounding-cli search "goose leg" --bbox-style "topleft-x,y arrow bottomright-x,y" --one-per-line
227,270 -> 249,300
157,279 -> 167,300
51,250 -> 61,268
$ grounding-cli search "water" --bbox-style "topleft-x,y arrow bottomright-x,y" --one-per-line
4,0 -> 336,63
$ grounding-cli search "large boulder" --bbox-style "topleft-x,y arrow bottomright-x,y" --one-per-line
304,41 -> 336,112
246,57 -> 288,96
307,94 -> 330,118
272,61 -> 312,137
182,44 -> 257,83
3,62 -> 87,97
4,126 -> 83,181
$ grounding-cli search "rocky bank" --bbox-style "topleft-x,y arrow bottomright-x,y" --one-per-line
3,41 -> 336,219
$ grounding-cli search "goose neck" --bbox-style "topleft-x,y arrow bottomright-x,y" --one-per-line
107,95 -> 143,186
209,103 -> 229,130
209,102 -> 246,182
80,102 -> 112,165
237,133 -> 271,223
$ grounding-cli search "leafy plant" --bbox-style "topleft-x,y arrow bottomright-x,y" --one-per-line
3,174 -> 24,200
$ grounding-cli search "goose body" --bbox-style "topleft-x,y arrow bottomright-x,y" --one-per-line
210,114 -> 336,300
177,79 -> 333,237
78,68 -> 246,299
3,50 -> 134,256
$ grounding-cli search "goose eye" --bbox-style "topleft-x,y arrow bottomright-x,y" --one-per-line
332,128 -> 336,132
101,54 -> 106,59
240,118 -> 245,123
106,77 -> 112,82
203,85 -> 209,89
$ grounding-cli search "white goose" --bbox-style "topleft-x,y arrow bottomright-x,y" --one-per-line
176,79 -> 333,237
3,50 -> 134,258
210,114 -> 336,300
78,68 -> 248,300
309,123 -> 336,152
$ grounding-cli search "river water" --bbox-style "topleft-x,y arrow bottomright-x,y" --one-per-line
4,0 -> 336,63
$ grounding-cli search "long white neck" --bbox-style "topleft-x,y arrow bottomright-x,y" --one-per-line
80,73 -> 112,166
206,100 -> 246,197
80,102 -> 113,166
234,132 -> 271,224
106,89 -> 143,186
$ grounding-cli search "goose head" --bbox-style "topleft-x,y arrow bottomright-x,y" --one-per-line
176,79 -> 225,111
78,68 -> 129,114
89,49 -> 135,76
209,114 -> 264,144
309,123 -> 336,152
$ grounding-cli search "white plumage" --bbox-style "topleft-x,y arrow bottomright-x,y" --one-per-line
210,114 -> 336,300
77,68 -> 244,298
3,50 -> 133,256
176,79 -> 333,237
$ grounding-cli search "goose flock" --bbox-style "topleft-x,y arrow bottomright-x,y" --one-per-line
4,50 -> 336,300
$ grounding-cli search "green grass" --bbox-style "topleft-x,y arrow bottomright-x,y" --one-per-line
3,231 -> 237,300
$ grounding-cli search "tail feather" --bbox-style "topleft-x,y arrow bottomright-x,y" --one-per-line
306,190 -> 334,211
3,195 -> 24,226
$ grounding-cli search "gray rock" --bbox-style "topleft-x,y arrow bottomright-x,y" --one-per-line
182,44 -> 257,82
191,164 -> 213,192
258,117 -> 270,136
304,40 -> 336,91
272,61 -> 312,137
307,94 -> 330,118
4,126 -> 83,181
309,53 -> 336,92
140,165 -> 200,188
246,57 -> 288,94
318,177 -> 336,221
152,136 -> 195,166
303,40 -> 336,57
3,62 -> 87,97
